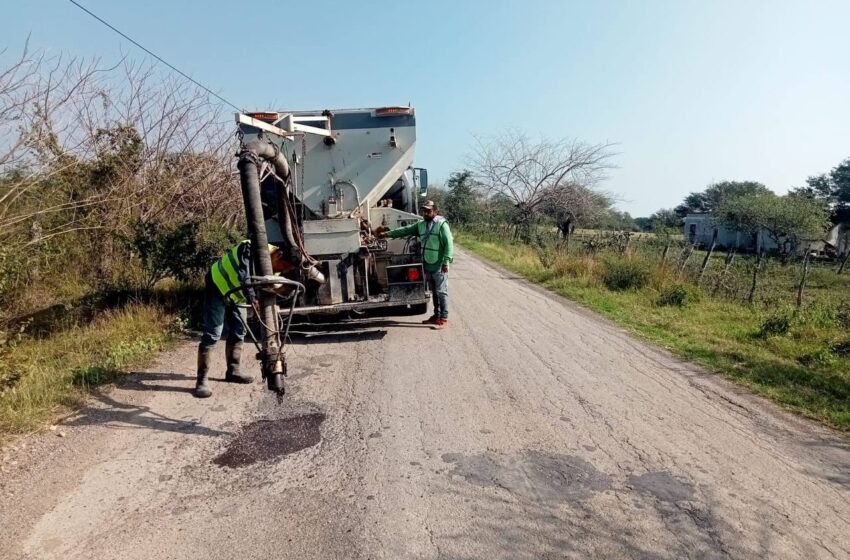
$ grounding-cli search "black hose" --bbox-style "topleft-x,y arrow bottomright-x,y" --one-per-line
237,142 -> 285,392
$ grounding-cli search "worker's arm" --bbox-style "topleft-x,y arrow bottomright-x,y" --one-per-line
386,221 -> 421,239
440,222 -> 454,270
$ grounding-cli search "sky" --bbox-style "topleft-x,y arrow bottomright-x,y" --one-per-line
3,0 -> 850,217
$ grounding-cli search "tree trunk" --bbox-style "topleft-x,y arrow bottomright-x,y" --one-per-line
748,249 -> 764,304
697,229 -> 719,284
660,240 -> 670,270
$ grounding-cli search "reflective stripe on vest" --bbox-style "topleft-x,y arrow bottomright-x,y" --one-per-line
210,241 -> 247,303
419,218 -> 445,265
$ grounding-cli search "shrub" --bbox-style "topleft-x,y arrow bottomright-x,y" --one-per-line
836,301 -> 850,330
656,283 -> 690,307
832,341 -> 850,358
757,314 -> 791,338
602,258 -> 651,291
0,246 -> 28,318
130,220 -> 239,289
533,235 -> 557,269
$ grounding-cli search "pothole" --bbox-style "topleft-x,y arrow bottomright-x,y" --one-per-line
213,412 -> 326,468
441,451 -> 611,503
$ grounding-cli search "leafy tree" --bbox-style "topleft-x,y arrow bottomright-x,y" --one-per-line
634,217 -> 652,232
790,157 -> 850,223
588,209 -> 636,231
442,171 -> 481,225
649,208 -> 682,232
675,181 -> 771,217
717,193 -> 830,256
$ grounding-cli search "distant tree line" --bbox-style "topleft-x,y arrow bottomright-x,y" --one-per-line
641,158 -> 850,257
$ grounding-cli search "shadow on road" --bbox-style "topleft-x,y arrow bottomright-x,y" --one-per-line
285,318 -> 432,345
63,373 -> 228,437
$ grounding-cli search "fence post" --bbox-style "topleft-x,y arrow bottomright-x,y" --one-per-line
796,248 -> 812,310
678,243 -> 696,279
712,247 -> 736,295
697,228 -> 719,284
838,250 -> 849,275
748,248 -> 764,304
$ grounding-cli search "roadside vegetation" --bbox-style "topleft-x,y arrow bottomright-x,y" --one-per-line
434,136 -> 850,430
0,43 -> 240,440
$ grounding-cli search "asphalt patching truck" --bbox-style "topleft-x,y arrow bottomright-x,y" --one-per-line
232,107 -> 430,393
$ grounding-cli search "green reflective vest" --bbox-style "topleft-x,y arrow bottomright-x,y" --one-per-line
388,217 -> 454,272
420,218 -> 446,266
210,241 -> 248,303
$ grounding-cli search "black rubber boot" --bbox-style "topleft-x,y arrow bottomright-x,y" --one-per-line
193,346 -> 213,398
224,340 -> 253,384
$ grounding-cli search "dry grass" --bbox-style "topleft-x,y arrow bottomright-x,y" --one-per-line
0,304 -> 179,442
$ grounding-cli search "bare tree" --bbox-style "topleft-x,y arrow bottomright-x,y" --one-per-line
0,50 -> 239,251
0,41 -> 243,309
472,130 -> 615,242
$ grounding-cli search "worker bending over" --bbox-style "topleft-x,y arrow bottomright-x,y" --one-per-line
194,240 -> 291,398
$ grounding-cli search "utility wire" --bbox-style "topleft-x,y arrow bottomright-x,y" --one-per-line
67,0 -> 242,112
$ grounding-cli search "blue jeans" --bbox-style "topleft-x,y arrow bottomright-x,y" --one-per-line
427,270 -> 448,319
200,274 -> 247,350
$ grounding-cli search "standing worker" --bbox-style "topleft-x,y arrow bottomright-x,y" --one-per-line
377,200 -> 454,329
194,240 -> 292,398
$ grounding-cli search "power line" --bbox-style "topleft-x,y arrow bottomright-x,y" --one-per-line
67,0 -> 242,112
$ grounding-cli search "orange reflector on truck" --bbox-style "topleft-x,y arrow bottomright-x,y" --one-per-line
375,107 -> 413,117
246,112 -> 279,122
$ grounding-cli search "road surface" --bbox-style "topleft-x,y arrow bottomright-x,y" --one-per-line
2,250 -> 849,559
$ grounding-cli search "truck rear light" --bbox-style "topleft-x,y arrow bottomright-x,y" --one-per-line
406,268 -> 421,282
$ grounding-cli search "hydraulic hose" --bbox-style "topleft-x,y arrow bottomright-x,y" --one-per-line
237,140 -> 287,393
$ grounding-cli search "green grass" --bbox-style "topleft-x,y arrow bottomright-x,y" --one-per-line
459,231 -> 850,431
0,297 -> 190,442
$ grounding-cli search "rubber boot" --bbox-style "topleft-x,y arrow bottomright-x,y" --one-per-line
193,346 -> 213,398
224,340 -> 253,384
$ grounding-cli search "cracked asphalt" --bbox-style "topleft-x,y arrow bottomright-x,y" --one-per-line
2,249 -> 849,559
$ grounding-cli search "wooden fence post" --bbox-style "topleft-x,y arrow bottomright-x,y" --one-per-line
838,250 -> 849,275
678,243 -> 696,279
796,248 -> 812,310
748,248 -> 764,304
660,240 -> 670,269
712,247 -> 736,295
697,229 -> 719,284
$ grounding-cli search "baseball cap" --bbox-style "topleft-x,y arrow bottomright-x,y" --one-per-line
422,200 -> 436,210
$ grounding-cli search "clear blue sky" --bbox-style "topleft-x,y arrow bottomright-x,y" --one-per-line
4,0 -> 849,216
